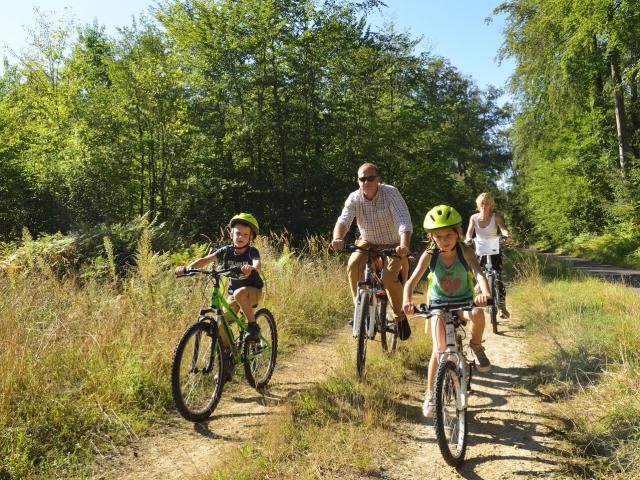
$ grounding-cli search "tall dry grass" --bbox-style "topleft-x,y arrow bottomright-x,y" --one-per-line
510,256 -> 640,479
0,231 -> 351,479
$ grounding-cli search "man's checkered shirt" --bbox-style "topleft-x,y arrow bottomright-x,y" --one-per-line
337,184 -> 413,245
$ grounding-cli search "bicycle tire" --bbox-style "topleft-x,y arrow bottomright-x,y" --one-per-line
378,296 -> 397,354
243,308 -> 278,389
434,359 -> 468,467
171,321 -> 225,421
488,274 -> 498,334
356,290 -> 370,378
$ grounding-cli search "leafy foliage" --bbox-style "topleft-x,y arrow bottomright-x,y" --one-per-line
0,0 -> 510,242
497,0 -> 640,250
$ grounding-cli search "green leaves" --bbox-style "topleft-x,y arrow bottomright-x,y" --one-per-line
1,1 -> 510,241
499,0 -> 640,246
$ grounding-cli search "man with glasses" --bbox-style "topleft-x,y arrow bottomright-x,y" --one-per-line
331,163 -> 413,339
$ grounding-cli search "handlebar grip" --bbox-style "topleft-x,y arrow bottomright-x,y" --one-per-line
415,303 -> 429,314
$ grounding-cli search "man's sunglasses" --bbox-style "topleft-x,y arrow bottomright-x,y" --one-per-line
358,175 -> 379,183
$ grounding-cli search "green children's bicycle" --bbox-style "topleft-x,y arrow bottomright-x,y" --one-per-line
171,266 -> 277,422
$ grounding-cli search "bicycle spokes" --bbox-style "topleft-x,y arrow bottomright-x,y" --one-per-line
171,322 -> 225,421
442,371 -> 460,443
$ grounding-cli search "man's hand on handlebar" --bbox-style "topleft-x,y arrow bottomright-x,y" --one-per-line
403,301 -> 415,315
396,244 -> 409,256
474,294 -> 491,307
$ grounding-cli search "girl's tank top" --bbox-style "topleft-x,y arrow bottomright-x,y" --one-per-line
429,253 -> 474,302
474,213 -> 498,239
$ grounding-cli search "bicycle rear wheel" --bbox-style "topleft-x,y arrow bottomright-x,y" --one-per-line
171,321 -> 225,421
378,295 -> 397,354
356,291 -> 369,378
487,274 -> 498,334
243,308 -> 278,389
434,359 -> 468,467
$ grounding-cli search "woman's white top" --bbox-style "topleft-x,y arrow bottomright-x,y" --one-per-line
474,213 -> 498,239
473,213 -> 500,255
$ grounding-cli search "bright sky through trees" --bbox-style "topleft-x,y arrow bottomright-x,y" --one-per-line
0,0 -> 514,98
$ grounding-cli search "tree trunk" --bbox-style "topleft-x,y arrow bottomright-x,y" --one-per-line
610,50 -> 630,177
629,72 -> 640,159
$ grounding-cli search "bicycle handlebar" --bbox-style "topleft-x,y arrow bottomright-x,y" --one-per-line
339,244 -> 417,258
414,298 -> 494,315
179,266 -> 243,278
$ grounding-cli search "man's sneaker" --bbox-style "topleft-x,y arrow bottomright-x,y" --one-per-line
246,322 -> 261,342
422,391 -> 435,418
499,306 -> 511,319
470,342 -> 491,372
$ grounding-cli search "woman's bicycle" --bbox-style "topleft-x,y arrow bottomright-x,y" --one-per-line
413,299 -> 490,467
171,266 -> 277,421
472,237 -> 504,334
342,244 -> 400,378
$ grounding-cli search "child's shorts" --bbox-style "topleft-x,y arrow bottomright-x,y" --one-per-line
227,286 -> 263,315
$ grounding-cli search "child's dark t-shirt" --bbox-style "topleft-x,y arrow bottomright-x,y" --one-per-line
213,245 -> 264,294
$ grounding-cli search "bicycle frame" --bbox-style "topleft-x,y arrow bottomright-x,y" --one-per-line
481,255 -> 497,296
435,310 -> 472,410
348,245 -> 394,339
415,301 -> 475,409
191,268 -> 270,365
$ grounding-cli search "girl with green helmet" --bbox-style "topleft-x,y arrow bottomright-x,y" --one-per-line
175,213 -> 264,344
402,204 -> 492,418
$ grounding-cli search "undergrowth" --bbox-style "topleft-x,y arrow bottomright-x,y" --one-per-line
0,230 -> 350,479
510,253 -> 640,479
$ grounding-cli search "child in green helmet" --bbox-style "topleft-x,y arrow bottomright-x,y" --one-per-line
176,213 -> 264,343
402,205 -> 492,418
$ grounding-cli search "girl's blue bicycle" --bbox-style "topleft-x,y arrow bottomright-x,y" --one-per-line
171,267 -> 277,421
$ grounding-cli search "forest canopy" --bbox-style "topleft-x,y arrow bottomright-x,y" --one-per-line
498,0 -> 640,249
0,0 -> 511,242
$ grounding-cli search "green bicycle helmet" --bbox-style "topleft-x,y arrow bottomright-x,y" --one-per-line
423,205 -> 462,230
229,213 -> 260,236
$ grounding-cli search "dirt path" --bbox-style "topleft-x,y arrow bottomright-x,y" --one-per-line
385,316 -> 565,479
97,314 -> 565,479
96,330 -> 350,480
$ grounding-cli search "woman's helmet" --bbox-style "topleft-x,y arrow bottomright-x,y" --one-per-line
229,213 -> 260,236
423,205 -> 462,230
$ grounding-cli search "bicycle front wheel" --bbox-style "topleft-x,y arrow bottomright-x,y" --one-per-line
171,321 -> 225,422
434,359 -> 468,467
488,274 -> 498,334
378,296 -> 397,354
356,291 -> 370,378
243,308 -> 278,389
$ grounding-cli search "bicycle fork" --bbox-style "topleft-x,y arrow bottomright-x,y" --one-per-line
353,287 -> 378,339
437,315 -> 471,410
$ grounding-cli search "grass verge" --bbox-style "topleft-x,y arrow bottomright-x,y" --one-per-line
510,253 -> 640,479
0,232 -> 350,479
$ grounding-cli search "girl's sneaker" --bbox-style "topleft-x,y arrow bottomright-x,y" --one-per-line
470,342 -> 491,372
422,391 -> 435,418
